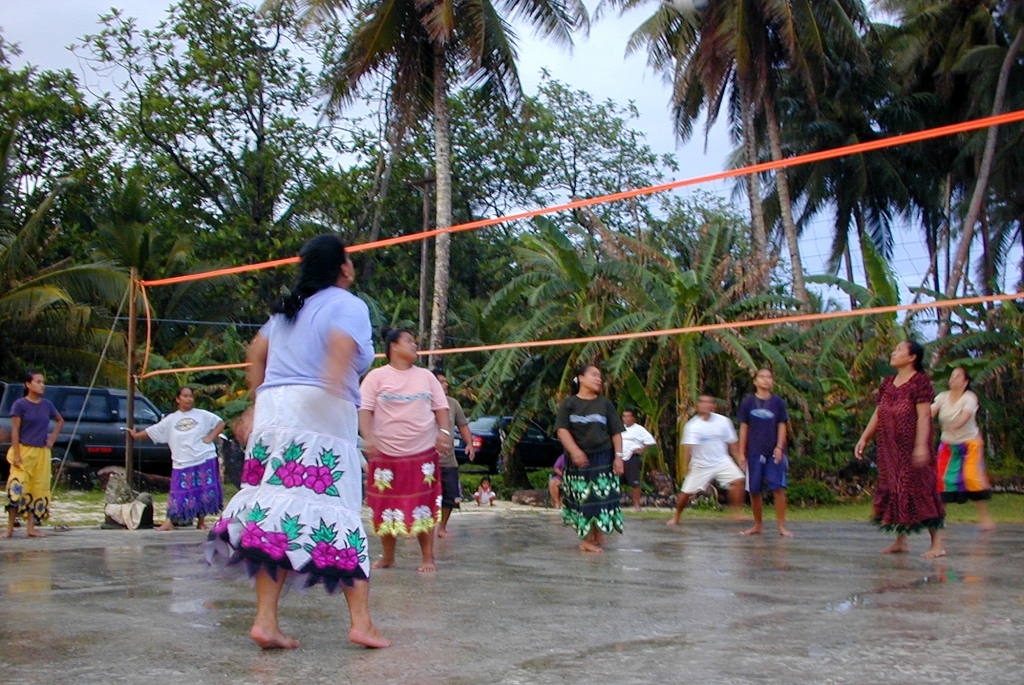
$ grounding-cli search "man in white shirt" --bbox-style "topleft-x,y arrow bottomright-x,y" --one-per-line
620,409 -> 657,511
667,394 -> 746,526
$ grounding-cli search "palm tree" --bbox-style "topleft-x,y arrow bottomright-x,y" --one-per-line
292,0 -> 588,359
0,116 -> 127,380
611,0 -> 870,309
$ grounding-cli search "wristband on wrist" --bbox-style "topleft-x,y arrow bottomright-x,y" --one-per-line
615,452 -> 624,457
439,428 -> 451,436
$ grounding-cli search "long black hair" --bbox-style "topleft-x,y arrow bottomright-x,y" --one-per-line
906,339 -> 926,373
273,234 -> 349,322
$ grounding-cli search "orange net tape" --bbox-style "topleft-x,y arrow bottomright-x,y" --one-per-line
135,291 -> 1022,378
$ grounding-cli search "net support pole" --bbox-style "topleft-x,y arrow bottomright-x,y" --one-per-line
125,267 -> 137,485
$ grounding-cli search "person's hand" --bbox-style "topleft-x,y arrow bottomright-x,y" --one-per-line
612,456 -> 624,477
773,447 -> 784,464
569,449 -> 588,468
233,406 -> 254,446
436,431 -> 453,455
854,437 -> 867,460
13,453 -> 23,468
45,436 -> 57,449
912,445 -> 930,467
362,436 -> 380,461
466,444 -> 476,462
737,459 -> 747,473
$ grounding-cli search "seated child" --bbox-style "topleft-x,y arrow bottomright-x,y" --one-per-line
548,453 -> 566,508
473,477 -> 497,506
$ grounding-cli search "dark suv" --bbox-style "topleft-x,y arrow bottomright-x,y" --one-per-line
0,382 -> 171,479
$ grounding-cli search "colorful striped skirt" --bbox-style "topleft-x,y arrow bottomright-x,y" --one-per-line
562,447 -> 623,538
366,449 -> 441,537
937,438 -> 992,503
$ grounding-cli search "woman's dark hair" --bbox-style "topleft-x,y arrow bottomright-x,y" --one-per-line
952,366 -> 972,389
569,364 -> 598,395
22,370 -> 42,396
176,386 -> 192,399
273,234 -> 349,322
383,328 -> 413,361
906,339 -> 926,373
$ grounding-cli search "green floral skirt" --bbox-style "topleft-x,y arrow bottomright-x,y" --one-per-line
562,447 -> 623,538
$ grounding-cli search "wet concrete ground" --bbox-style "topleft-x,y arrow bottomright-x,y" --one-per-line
1,511 -> 1022,685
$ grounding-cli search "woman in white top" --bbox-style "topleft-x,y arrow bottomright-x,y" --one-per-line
129,386 -> 224,530
932,367 -> 994,529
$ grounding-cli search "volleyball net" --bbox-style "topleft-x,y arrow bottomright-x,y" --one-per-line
134,108 -> 1024,380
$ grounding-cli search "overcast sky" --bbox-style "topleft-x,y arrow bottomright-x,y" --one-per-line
3,0 -> 990,315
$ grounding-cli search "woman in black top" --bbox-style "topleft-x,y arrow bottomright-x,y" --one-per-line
555,365 -> 624,553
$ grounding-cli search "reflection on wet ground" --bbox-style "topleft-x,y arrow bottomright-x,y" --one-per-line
1,516 -> 1023,684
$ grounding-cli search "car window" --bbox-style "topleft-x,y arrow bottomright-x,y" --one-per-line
59,392 -> 112,421
524,426 -> 546,441
117,397 -> 161,424
469,417 -> 497,432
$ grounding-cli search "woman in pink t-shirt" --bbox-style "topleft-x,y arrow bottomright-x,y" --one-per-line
360,329 -> 451,572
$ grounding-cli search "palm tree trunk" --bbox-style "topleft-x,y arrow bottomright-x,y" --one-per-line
764,101 -> 810,308
937,24 -> 1024,340
429,44 -> 453,368
740,88 -> 768,264
361,112 -> 407,282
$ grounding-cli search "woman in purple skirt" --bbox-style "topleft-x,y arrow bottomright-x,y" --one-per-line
129,386 -> 224,530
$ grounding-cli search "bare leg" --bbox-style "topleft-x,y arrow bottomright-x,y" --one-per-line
250,569 -> 299,649
667,492 -> 692,525
1,510 -> 14,538
438,507 -> 453,538
26,515 -> 44,538
774,489 -> 792,536
196,516 -> 207,530
880,535 -> 909,554
417,531 -> 436,572
631,486 -> 642,510
922,529 -> 946,558
976,501 -> 996,531
372,535 -> 397,568
548,478 -> 562,509
727,480 -> 746,521
343,580 -> 390,648
579,527 -> 604,553
742,493 -> 764,535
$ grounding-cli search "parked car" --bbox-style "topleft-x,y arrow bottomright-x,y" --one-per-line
0,382 -> 172,480
454,416 -> 563,474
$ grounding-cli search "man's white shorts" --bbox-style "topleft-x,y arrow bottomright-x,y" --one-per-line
681,461 -> 744,494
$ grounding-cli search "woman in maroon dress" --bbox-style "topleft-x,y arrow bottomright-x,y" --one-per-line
855,340 -> 945,558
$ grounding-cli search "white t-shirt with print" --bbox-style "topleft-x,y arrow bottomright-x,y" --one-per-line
145,409 -> 222,469
681,413 -> 738,468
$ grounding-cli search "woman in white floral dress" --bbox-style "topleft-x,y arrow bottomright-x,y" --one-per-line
359,329 -> 452,573
207,235 -> 389,650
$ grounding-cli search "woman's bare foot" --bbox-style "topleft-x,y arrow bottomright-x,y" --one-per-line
371,556 -> 395,569
741,525 -> 763,536
777,526 -> 793,537
880,540 -> 909,554
436,528 -> 452,538
921,546 -> 947,559
579,540 -> 604,553
666,516 -> 680,526
349,627 -> 391,649
0,530 -> 12,538
26,529 -> 45,538
250,625 -> 300,650
157,520 -> 175,531
417,559 -> 436,572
